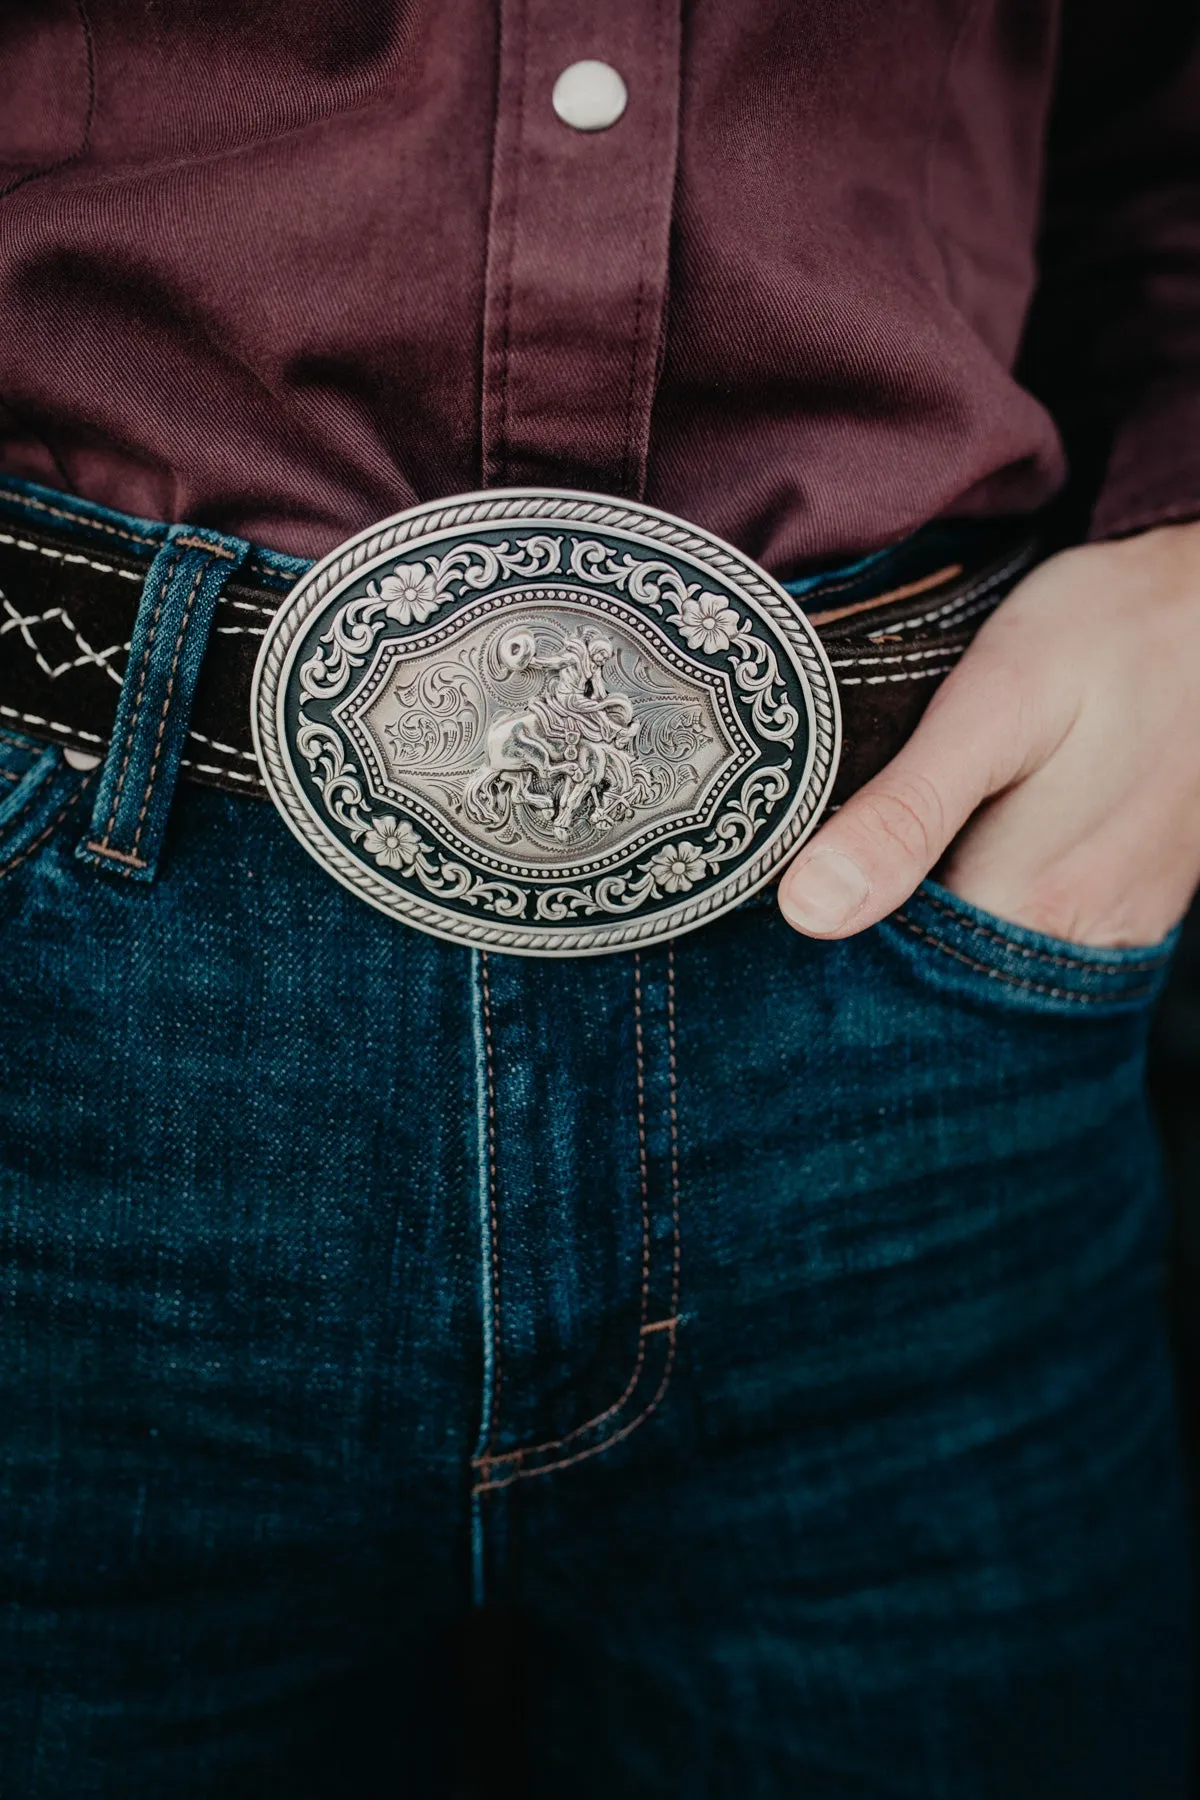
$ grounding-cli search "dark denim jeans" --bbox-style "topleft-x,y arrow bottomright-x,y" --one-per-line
0,495 -> 1191,1797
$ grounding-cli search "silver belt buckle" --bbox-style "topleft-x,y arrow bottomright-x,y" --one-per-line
252,490 -> 841,956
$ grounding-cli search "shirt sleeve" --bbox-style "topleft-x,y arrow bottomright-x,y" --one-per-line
1021,5 -> 1200,540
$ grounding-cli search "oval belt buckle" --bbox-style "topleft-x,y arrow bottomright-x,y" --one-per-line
252,490 -> 841,956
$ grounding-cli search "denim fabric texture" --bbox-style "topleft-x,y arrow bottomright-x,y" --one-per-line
0,486 -> 1191,1797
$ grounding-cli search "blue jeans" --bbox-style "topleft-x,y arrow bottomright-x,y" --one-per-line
0,494 -> 1191,1796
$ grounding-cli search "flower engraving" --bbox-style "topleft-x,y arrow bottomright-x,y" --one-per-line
376,561 -> 440,625
669,590 -> 741,653
362,813 -> 423,870
646,840 -> 709,894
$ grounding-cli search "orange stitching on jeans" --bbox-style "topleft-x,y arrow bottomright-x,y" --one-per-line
479,951 -> 503,1443
666,943 -> 681,1319
471,951 -> 654,1471
128,560 -> 207,854
81,840 -> 147,868
2,489 -> 158,548
91,549 -> 181,849
915,888 -> 1171,975
891,911 -> 1159,1004
0,782 -> 88,880
473,948 -> 682,1493
171,535 -> 235,558
473,1333 -> 677,1492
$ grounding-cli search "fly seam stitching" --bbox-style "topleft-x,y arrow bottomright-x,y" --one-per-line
479,951 -> 503,1441
472,951 -> 655,1472
473,949 -> 681,1493
666,943 -> 681,1316
474,1337 -> 676,1491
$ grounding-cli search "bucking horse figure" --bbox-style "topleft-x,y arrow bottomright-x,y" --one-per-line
462,627 -> 651,842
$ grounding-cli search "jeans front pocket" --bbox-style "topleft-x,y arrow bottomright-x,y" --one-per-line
0,730 -> 93,890
877,877 -> 1179,1019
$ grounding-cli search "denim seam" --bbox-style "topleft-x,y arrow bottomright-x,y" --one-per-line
1,488 -> 159,549
915,888 -> 1171,974
891,911 -> 1160,1004
125,558 -> 215,857
472,950 -> 655,1474
85,549 -> 182,863
0,781 -> 88,880
478,951 -> 504,1441
473,947 -> 681,1493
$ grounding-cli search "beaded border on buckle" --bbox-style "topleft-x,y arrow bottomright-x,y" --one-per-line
251,490 -> 841,957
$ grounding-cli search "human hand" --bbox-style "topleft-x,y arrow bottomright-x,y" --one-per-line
778,519 -> 1200,948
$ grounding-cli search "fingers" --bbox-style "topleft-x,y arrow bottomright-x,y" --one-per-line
778,653 -> 1037,937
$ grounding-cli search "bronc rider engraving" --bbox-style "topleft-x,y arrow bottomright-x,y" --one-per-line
462,627 -> 652,842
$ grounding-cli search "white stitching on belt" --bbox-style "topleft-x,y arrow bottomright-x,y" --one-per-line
0,529 -> 280,618
222,596 -> 278,618
830,645 -> 961,669
1,593 -> 129,684
878,545 -> 1034,635
0,530 -> 144,582
838,665 -> 957,687
180,757 -> 262,785
0,702 -> 105,743
188,728 -> 258,762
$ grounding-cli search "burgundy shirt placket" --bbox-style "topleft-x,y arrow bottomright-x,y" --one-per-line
480,0 -> 682,500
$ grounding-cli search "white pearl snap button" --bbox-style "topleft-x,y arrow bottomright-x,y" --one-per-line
552,61 -> 628,132
63,746 -> 101,771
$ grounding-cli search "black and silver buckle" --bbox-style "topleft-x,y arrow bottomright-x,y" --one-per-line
252,490 -> 840,956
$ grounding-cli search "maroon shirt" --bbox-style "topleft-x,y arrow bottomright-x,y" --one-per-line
0,1 -> 1197,575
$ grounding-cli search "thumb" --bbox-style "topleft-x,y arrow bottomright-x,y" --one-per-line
777,659 -> 1032,938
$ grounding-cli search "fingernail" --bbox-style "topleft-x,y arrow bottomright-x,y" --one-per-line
779,851 -> 871,935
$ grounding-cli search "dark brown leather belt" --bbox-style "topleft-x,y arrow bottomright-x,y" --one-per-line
0,498 -> 1040,812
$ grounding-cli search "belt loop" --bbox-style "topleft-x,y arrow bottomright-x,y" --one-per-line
76,524 -> 250,882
